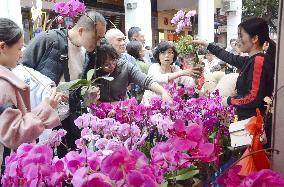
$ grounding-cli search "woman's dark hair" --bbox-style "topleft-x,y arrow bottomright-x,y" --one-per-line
0,18 -> 23,46
238,17 -> 270,46
96,44 -> 119,68
266,39 -> 276,71
153,41 -> 178,64
126,41 -> 143,61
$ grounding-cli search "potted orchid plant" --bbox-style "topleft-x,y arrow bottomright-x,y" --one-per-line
56,69 -> 113,106
171,10 -> 201,68
175,35 -> 201,68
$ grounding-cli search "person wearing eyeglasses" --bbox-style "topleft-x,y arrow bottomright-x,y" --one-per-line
127,26 -> 154,64
94,44 -> 172,103
21,11 -> 106,85
225,38 -> 239,74
20,11 -> 107,157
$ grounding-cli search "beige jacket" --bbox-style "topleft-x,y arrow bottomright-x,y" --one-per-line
0,65 -> 60,171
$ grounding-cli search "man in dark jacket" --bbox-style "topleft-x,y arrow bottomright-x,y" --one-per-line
21,11 -> 107,157
22,11 -> 106,84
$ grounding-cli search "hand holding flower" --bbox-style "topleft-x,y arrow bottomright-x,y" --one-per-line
83,86 -> 100,106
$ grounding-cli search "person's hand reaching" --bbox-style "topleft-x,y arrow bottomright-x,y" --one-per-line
44,88 -> 63,109
182,66 -> 203,79
84,86 -> 100,106
192,39 -> 209,48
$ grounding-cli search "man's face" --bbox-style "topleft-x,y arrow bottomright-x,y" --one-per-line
109,31 -> 126,55
81,21 -> 106,52
133,32 -> 145,46
237,28 -> 254,54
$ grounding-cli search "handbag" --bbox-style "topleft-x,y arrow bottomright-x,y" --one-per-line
229,117 -> 267,148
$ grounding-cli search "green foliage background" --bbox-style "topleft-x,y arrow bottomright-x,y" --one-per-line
242,0 -> 279,32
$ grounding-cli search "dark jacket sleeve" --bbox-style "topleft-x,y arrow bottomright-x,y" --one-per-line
227,56 -> 266,109
207,43 -> 249,69
81,52 -> 96,79
21,32 -> 55,69
127,62 -> 155,89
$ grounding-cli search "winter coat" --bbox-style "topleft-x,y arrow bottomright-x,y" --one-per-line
0,65 -> 60,171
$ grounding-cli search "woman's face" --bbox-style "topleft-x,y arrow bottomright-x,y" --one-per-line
183,53 -> 194,64
159,48 -> 174,66
0,35 -> 24,68
237,28 -> 254,54
102,56 -> 118,74
139,47 -> 145,59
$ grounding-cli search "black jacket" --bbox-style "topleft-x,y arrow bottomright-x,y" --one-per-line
21,28 -> 92,85
21,29 -> 95,156
21,28 -> 71,85
207,43 -> 274,120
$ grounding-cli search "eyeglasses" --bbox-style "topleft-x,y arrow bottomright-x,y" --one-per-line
85,13 -> 105,45
103,59 -> 118,69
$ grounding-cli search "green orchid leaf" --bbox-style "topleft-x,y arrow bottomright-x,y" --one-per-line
87,69 -> 95,81
159,181 -> 168,187
173,169 -> 199,181
69,79 -> 90,90
165,166 -> 199,180
176,166 -> 197,175
93,76 -> 114,83
56,79 -> 81,92
175,35 -> 196,55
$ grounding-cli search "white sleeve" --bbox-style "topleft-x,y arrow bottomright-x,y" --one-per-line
12,66 -> 55,109
147,64 -> 169,83
32,69 -> 55,108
